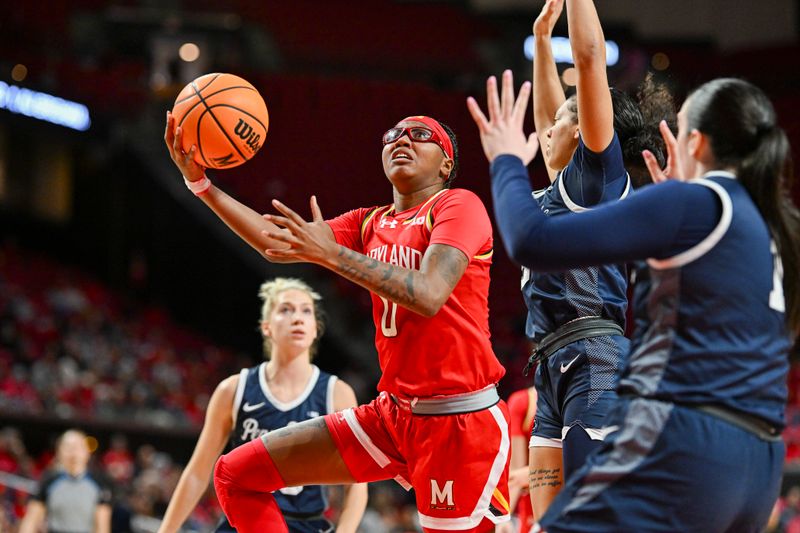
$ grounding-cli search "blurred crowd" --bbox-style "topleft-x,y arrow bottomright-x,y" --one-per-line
0,243 -> 248,429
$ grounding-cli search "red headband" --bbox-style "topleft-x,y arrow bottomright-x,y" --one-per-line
401,115 -> 454,160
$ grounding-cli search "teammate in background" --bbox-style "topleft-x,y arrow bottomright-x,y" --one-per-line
469,69 -> 799,531
522,0 -> 674,516
157,278 -> 366,533
19,429 -> 112,533
165,111 -> 512,533
497,387 -> 537,533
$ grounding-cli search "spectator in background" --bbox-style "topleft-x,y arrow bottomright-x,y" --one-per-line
18,429 -> 112,533
102,433 -> 135,486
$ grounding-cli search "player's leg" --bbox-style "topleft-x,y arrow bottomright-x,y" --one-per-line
559,336 -> 625,479
528,445 -> 563,518
528,364 -> 564,518
214,417 -> 353,533
215,396 -> 407,533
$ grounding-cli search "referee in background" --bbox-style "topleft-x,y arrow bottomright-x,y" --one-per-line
18,429 -> 112,533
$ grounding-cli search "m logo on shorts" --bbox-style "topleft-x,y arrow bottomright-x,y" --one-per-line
430,479 -> 455,510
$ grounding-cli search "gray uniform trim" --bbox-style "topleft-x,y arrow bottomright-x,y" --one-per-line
390,386 -> 500,415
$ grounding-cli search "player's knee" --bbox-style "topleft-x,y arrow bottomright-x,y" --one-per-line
214,453 -> 235,496
214,437 -> 286,495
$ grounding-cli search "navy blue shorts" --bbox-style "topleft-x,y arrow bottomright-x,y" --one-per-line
539,397 -> 784,533
532,335 -> 627,444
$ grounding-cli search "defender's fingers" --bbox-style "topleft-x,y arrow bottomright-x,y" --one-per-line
642,150 -> 667,183
512,82 -> 532,124
466,97 -> 490,133
486,76 -> 501,123
501,70 -> 515,117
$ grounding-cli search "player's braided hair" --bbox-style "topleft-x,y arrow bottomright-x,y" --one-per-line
688,78 -> 800,336
440,122 -> 459,188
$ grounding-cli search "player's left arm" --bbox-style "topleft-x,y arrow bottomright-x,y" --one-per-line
331,380 -> 368,533
94,503 -> 112,533
263,197 -> 469,317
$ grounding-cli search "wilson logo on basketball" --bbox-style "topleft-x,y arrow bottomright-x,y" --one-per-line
234,119 -> 262,153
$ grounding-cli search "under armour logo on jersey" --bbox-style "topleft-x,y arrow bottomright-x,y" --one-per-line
430,479 -> 455,510
307,410 -> 320,418
379,218 -> 398,229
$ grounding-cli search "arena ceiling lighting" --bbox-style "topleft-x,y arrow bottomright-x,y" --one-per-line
524,35 -> 620,66
0,81 -> 91,131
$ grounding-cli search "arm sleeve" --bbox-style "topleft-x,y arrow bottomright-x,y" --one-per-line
92,472 -> 114,505
561,134 -> 628,207
506,390 -> 528,438
325,208 -> 373,253
32,472 -> 55,502
428,189 -> 493,258
490,155 -> 721,271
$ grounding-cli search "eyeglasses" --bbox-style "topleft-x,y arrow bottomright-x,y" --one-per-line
382,127 -> 448,155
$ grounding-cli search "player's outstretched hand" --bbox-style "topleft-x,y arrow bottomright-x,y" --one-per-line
164,110 -> 206,183
533,0 -> 565,38
643,120 -> 684,183
467,70 -> 540,165
262,196 -> 337,265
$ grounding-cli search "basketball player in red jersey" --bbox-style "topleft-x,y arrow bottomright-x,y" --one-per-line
165,112 -> 533,532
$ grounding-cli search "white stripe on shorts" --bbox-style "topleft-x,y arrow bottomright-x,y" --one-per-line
341,408 -> 390,468
417,405 -> 511,530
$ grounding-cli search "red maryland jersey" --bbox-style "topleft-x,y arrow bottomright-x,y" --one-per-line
326,188 -> 505,397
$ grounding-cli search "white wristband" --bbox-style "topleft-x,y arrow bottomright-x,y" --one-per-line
184,174 -> 211,196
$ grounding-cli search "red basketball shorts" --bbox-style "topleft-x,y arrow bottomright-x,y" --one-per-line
324,391 -> 511,532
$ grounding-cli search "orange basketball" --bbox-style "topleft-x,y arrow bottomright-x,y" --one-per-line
171,73 -> 269,169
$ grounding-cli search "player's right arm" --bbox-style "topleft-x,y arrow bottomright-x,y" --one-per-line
165,112 -> 319,263
17,500 -> 46,533
157,374 -> 239,533
533,0 -> 566,182
567,0 -> 614,153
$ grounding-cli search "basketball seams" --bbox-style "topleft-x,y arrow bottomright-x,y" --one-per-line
176,86 -> 260,128
190,83 -> 249,165
208,104 -> 269,133
175,85 -> 258,130
173,73 -> 222,106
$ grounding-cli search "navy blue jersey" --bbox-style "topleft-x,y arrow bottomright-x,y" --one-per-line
522,135 -> 631,341
230,363 -> 337,516
619,174 -> 790,426
491,155 -> 792,428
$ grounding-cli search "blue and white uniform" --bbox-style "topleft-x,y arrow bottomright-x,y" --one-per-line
524,135 -> 631,467
217,363 -> 338,533
493,155 -> 790,532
